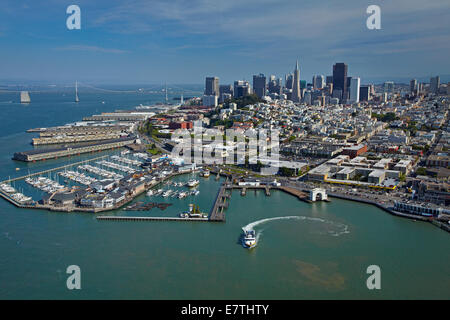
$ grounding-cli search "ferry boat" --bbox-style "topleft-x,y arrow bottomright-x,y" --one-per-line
186,179 -> 199,187
242,229 -> 257,249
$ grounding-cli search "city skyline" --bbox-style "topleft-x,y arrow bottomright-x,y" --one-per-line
0,0 -> 449,84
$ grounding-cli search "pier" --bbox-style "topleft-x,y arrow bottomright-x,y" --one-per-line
13,136 -> 136,162
209,183 -> 230,222
97,216 -> 209,222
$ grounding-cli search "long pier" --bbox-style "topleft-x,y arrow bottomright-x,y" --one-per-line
209,183 -> 230,222
97,216 -> 209,222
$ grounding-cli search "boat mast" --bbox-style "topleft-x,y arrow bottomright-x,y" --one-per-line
75,81 -> 79,102
165,82 -> 168,104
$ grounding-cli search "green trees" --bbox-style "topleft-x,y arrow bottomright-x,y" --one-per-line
225,94 -> 262,108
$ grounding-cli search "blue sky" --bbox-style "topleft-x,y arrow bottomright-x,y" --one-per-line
1,0 -> 449,84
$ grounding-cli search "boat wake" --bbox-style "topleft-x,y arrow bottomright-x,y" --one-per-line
242,216 -> 349,239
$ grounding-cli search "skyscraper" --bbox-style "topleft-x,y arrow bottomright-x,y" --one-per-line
292,60 -> 301,102
312,75 -> 324,89
326,76 -> 333,85
410,79 -> 417,94
332,63 -> 348,101
253,73 -> 267,98
205,77 -> 219,96
430,76 -> 440,94
349,77 -> 360,103
285,74 -> 293,89
233,80 -> 250,98
219,84 -> 233,103
359,86 -> 370,101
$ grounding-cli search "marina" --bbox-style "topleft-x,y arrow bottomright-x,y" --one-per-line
96,160 -> 136,174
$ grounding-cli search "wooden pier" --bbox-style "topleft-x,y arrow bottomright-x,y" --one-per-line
278,186 -> 312,203
209,183 -> 230,222
97,216 -> 209,222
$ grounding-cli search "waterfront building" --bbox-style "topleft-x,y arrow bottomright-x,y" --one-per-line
253,73 -> 267,98
332,63 -> 348,101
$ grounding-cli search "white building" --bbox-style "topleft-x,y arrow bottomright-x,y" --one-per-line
203,95 -> 218,107
349,77 -> 360,103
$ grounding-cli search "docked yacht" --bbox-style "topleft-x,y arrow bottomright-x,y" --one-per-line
242,229 -> 257,249
200,169 -> 210,177
146,189 -> 154,196
186,179 -> 199,187
178,191 -> 187,199
162,190 -> 173,197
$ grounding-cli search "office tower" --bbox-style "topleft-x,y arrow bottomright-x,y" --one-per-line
360,86 -> 370,101
326,76 -> 333,85
219,84 -> 233,103
447,82 -> 450,95
205,77 -> 219,96
384,81 -> 394,93
346,77 -> 352,100
291,60 -> 301,102
430,76 -> 440,94
410,79 -> 417,94
313,75 -> 324,89
332,63 -> 348,101
233,80 -> 250,98
268,78 -> 282,95
300,80 -> 306,90
285,74 -> 293,89
349,77 -> 360,103
253,73 -> 267,98
269,75 -> 276,82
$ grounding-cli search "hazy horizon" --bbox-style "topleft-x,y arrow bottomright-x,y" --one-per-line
1,0 -> 449,84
